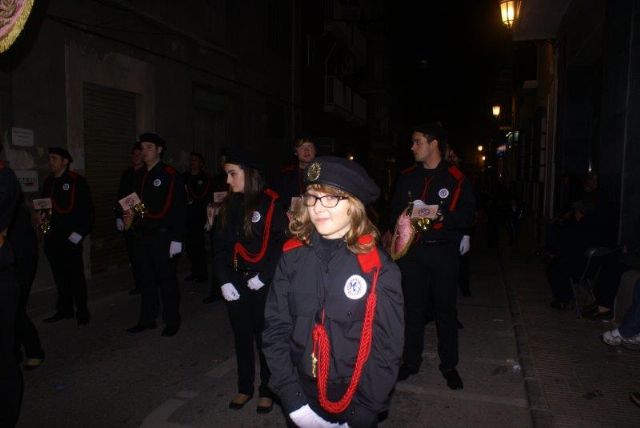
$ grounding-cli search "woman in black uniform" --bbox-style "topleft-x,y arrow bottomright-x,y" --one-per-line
213,149 -> 287,413
263,156 -> 404,428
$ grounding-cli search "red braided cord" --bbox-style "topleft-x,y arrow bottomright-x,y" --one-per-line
140,169 -> 176,219
233,189 -> 279,264
313,268 -> 380,414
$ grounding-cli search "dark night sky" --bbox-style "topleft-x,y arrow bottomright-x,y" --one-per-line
391,0 -> 514,162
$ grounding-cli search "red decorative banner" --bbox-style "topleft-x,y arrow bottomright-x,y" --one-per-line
0,0 -> 34,53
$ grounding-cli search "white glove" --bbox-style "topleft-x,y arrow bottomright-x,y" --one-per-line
459,235 -> 471,255
247,274 -> 265,291
68,232 -> 83,244
221,283 -> 240,301
289,404 -> 344,428
116,218 -> 125,232
169,241 -> 183,258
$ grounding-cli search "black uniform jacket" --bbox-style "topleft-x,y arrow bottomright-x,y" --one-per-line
41,169 -> 94,239
115,165 -> 144,221
0,162 -> 18,268
390,160 -> 475,243
275,164 -> 305,211
213,190 -> 287,286
263,233 -> 404,427
129,161 -> 187,242
183,171 -> 212,226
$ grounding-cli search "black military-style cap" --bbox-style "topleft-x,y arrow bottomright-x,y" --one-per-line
304,156 -> 380,205
138,132 -> 167,150
48,147 -> 73,162
413,122 -> 448,142
225,148 -> 262,172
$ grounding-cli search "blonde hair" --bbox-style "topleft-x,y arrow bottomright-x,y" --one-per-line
289,184 -> 379,254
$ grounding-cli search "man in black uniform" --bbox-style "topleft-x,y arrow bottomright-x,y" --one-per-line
41,147 -> 94,325
183,151 -> 212,283
391,123 -> 475,389
116,142 -> 144,295
124,133 -> 187,337
0,157 -> 24,427
275,137 -> 316,213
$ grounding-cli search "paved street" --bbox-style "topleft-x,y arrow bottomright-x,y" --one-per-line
16,227 -> 640,427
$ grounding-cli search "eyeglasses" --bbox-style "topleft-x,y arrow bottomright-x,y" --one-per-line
302,193 -> 348,208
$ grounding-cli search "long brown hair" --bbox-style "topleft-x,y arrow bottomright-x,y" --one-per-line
218,166 -> 266,238
289,184 -> 379,254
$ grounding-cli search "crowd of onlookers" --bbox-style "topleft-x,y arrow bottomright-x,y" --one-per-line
539,172 -> 640,407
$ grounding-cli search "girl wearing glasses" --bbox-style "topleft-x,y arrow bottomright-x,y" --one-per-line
263,156 -> 404,428
213,149 -> 287,414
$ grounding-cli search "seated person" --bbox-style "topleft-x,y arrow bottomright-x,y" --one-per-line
546,199 -> 598,309
601,278 -> 640,350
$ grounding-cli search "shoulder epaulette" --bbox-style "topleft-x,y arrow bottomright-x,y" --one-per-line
68,171 -> 79,179
283,238 -> 304,252
401,165 -> 417,175
164,165 -> 177,175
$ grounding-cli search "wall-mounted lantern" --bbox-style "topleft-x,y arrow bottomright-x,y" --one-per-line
499,0 -> 520,29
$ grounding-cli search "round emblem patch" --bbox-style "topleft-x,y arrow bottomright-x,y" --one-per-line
307,162 -> 321,182
62,183 -> 70,191
438,188 -> 450,199
153,179 -> 162,187
251,211 -> 262,223
344,275 -> 368,300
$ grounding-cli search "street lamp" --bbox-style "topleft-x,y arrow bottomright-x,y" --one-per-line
481,155 -> 486,161
499,0 -> 520,29
477,145 -> 484,152
492,105 -> 501,118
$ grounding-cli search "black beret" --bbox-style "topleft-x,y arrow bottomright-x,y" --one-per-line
225,148 -> 262,172
413,122 -> 448,142
138,133 -> 167,149
48,147 -> 73,162
304,156 -> 380,205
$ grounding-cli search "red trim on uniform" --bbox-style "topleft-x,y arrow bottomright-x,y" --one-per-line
0,160 -> 5,169
187,174 -> 212,201
140,165 -> 176,219
50,173 -> 77,214
283,238 -> 304,252
313,234 -> 382,414
433,222 -> 443,230
420,177 -> 433,201
233,189 -> 280,265
401,165 -> 416,175
447,165 -> 465,212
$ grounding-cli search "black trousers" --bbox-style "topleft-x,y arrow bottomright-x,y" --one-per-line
185,221 -> 207,279
398,241 -> 459,371
224,280 -> 270,396
43,233 -> 89,318
124,232 -> 142,290
131,231 -> 180,327
15,254 -> 44,359
458,252 -> 471,296
0,270 -> 24,428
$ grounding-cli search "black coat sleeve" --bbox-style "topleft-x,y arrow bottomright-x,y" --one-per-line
262,253 -> 310,414
74,175 -> 94,237
258,203 -> 288,285
347,254 -> 404,428
442,177 -> 475,233
0,169 -> 19,233
213,221 -> 234,286
170,172 -> 188,243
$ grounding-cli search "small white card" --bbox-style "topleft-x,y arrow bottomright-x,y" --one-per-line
118,192 -> 142,210
411,200 -> 439,219
33,198 -> 52,210
213,191 -> 227,204
290,196 -> 302,212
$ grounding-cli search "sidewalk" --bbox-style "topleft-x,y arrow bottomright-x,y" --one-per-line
500,223 -> 640,427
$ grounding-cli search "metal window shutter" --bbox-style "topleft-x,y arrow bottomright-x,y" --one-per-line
83,82 -> 137,274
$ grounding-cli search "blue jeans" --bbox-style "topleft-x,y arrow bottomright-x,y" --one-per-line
619,279 -> 640,338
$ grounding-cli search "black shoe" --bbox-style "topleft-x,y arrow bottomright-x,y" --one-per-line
229,393 -> 253,410
256,397 -> 273,414
126,322 -> 157,334
161,325 -> 179,337
202,295 -> 219,304
441,369 -> 464,390
43,313 -> 74,323
77,313 -> 91,326
128,288 -> 141,295
397,363 -> 419,381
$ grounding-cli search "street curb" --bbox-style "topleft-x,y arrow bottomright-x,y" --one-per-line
497,249 -> 554,428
